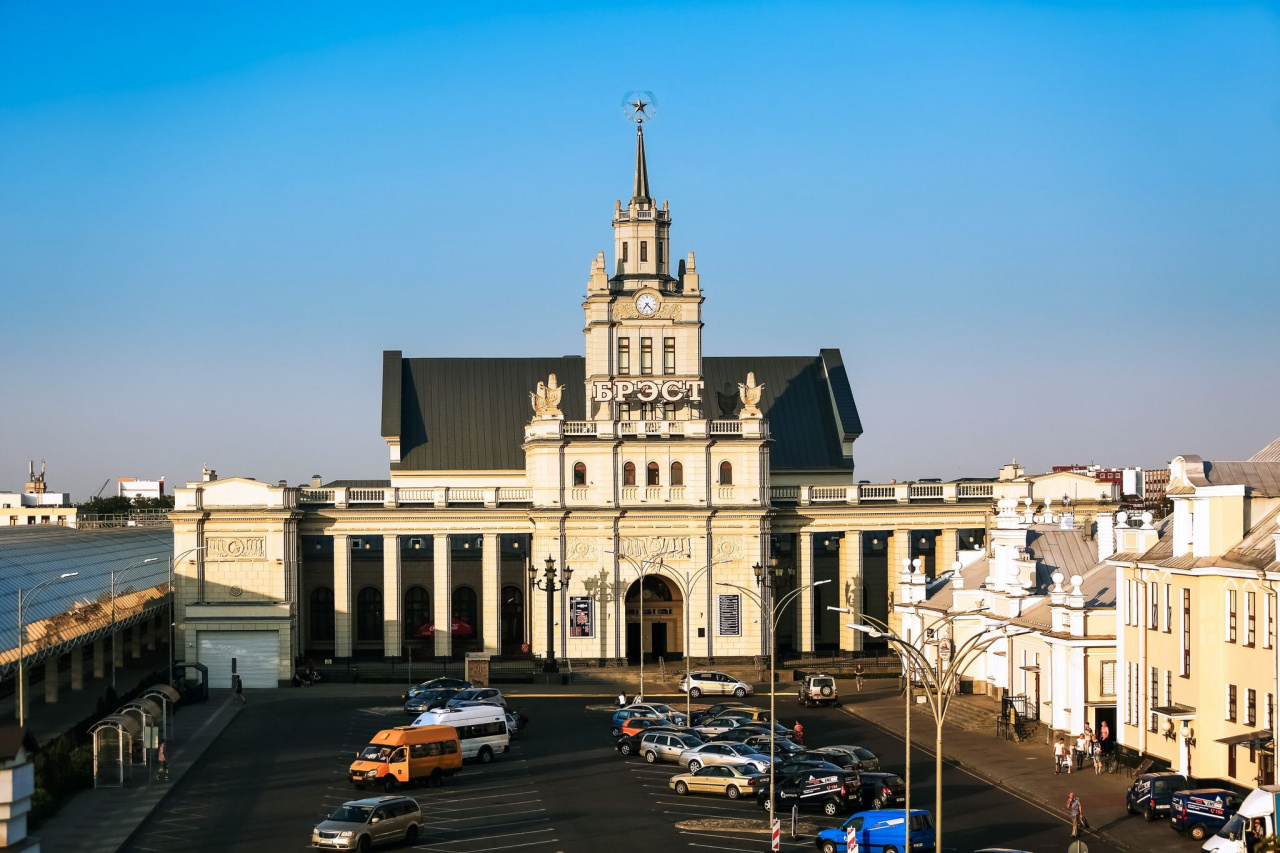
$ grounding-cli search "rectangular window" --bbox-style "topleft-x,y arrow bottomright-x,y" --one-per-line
622,241 -> 628,263
1228,684 -> 1237,723
640,337 -> 653,375
618,337 -> 630,375
663,337 -> 675,375
1247,591 -> 1256,646
1100,660 -> 1116,696
1248,688 -> 1258,726
1123,581 -> 1131,626
1164,583 -> 1172,632
1229,589 -> 1238,643
640,240 -> 648,263
1268,595 -> 1275,650
657,240 -> 664,266
1150,667 -> 1160,732
1165,670 -> 1172,706
1268,693 -> 1274,730
1181,589 -> 1191,677
1150,581 -> 1159,629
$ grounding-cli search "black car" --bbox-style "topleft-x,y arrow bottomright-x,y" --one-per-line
800,748 -> 858,771
402,677 -> 471,701
712,722 -> 793,743
756,768 -> 859,817
691,702 -> 751,726
774,759 -> 845,776
402,687 -> 463,715
850,772 -> 906,810
741,734 -> 806,759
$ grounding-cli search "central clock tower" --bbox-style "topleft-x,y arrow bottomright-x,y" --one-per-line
583,123 -> 706,421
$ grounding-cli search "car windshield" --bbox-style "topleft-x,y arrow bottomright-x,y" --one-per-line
328,805 -> 372,823
854,748 -> 875,760
882,774 -> 904,787
678,736 -> 702,747
910,814 -> 934,830
727,743 -> 758,756
358,746 -> 389,761
651,704 -> 675,715
1219,815 -> 1244,838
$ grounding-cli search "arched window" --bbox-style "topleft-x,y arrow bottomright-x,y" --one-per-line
573,462 -> 587,487
452,586 -> 478,637
403,586 -> 430,639
719,461 -> 733,486
623,461 -> 636,486
356,586 -> 383,643
647,461 -> 660,486
670,461 -> 684,486
309,587 -> 334,641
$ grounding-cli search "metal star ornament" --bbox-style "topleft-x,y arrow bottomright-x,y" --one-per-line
620,91 -> 658,124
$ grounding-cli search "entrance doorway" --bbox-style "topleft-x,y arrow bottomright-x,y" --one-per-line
624,575 -> 683,664
501,586 -> 525,655
1094,706 -> 1117,753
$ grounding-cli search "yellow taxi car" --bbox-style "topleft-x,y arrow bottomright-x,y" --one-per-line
669,764 -> 767,800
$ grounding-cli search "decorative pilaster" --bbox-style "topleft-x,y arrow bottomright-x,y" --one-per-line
839,532 -> 863,652
938,529 -> 957,581
482,534 -> 500,654
383,535 -> 402,659
333,534 -> 353,658
797,532 -> 814,652
433,534 -> 452,659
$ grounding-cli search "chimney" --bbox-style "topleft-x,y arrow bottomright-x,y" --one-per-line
201,465 -> 216,483
312,474 -> 323,488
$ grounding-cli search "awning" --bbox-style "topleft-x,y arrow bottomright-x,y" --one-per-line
1215,730 -> 1273,748
1152,704 -> 1197,720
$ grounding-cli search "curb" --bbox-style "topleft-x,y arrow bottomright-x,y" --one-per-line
839,704 -> 1141,853
111,695 -> 241,853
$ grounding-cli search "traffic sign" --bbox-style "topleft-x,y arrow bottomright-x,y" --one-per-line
846,823 -> 858,852
1067,841 -> 1089,853
771,818 -> 780,851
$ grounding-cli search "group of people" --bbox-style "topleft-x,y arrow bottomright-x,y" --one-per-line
1052,721 -> 1110,775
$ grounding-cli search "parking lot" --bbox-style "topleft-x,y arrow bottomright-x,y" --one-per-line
122,686 -> 1133,853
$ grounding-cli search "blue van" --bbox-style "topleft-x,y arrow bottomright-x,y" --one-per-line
815,809 -> 935,853
1170,788 -> 1244,841
1126,771 -> 1191,820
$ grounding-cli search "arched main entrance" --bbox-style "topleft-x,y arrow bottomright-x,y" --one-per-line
624,575 -> 683,664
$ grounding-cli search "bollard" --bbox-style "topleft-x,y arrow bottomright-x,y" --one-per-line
791,805 -> 798,838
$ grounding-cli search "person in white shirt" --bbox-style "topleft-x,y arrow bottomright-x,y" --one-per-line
1053,737 -> 1068,775
1075,733 -> 1089,771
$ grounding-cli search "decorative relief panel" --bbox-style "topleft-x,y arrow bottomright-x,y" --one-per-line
206,537 -> 266,561
712,537 -> 744,562
614,303 -> 683,322
566,539 -> 600,562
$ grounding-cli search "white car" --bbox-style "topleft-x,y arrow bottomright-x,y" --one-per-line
681,670 -> 753,699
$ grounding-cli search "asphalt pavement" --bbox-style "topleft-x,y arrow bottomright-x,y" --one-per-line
119,687 -> 1133,853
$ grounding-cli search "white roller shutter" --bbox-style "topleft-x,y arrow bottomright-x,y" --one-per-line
199,631 -> 280,688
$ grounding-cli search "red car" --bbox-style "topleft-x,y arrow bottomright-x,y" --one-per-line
415,617 -> 475,638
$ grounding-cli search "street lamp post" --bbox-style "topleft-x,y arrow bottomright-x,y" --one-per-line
528,556 -> 572,673
719,560 -> 830,823
839,610 -> 1026,851
110,557 -> 160,692
17,572 -> 80,727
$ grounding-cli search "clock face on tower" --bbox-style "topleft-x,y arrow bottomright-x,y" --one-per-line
636,293 -> 659,316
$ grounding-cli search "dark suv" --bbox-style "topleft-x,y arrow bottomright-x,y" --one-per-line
756,768 -> 858,817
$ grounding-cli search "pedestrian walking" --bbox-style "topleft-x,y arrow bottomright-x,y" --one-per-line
156,739 -> 169,782
1090,736 -> 1103,775
793,720 -> 805,746
234,674 -> 245,704
1053,736 -> 1068,774
1075,731 -> 1088,770
617,690 -> 629,708
1067,792 -> 1089,837
853,663 -> 865,693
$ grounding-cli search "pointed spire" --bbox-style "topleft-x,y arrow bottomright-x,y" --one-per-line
632,124 -> 650,203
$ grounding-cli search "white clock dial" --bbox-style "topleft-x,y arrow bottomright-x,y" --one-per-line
636,293 -> 659,316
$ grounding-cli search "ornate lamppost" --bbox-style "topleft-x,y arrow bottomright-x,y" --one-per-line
529,556 -> 572,673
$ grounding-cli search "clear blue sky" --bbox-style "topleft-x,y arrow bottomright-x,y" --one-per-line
3,1 -> 1278,499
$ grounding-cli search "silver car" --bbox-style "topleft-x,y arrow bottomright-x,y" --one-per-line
311,796 -> 421,849
445,687 -> 507,709
627,702 -> 688,726
641,731 -> 703,764
678,741 -> 773,774
820,744 -> 881,771
681,670 -> 753,699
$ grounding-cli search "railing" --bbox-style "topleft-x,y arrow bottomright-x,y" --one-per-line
645,486 -> 662,501
717,486 -> 735,501
909,483 -> 944,500
448,488 -> 485,502
569,487 -> 590,501
349,488 -> 387,504
669,486 -> 685,501
76,511 -> 172,529
621,486 -> 639,501
667,421 -> 685,437
772,486 -> 799,501
958,483 -> 994,498
564,421 -> 596,436
709,420 -> 741,435
495,487 -> 532,502
810,486 -> 848,502
398,488 -> 436,504
619,422 -> 638,435
860,485 -> 896,500
767,481 -> 999,505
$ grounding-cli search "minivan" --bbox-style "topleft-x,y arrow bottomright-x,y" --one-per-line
1170,788 -> 1243,841
349,725 -> 461,790
1126,771 -> 1191,821
411,705 -> 510,763
815,809 -> 935,853
312,796 -> 422,850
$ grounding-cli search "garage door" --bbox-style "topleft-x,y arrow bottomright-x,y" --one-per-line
199,631 -> 280,688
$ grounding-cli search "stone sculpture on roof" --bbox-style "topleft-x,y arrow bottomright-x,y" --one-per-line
529,373 -> 564,419
738,372 -> 764,419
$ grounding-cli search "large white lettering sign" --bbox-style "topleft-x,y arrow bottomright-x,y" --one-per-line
591,379 -> 704,403
619,536 -> 693,560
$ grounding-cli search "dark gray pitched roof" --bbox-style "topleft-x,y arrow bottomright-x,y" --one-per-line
384,351 -> 858,472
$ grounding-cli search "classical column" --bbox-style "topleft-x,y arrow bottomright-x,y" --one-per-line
71,646 -> 84,690
44,657 -> 58,703
433,534 -> 453,659
891,529 -> 912,576
938,529 -> 958,581
333,534 -> 353,659
383,535 -> 402,659
131,623 -> 142,659
839,532 -> 864,652
93,637 -> 105,678
797,532 -> 815,652
482,534 -> 500,655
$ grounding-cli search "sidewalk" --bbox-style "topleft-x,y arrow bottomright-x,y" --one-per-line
839,681 -> 1165,853
36,690 -> 240,853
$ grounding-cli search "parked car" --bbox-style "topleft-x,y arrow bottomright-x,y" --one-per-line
818,744 -> 880,772
814,809 -> 936,853
611,705 -> 667,736
798,673 -> 841,708
798,748 -> 859,771
616,727 -> 702,757
678,741 -> 773,774
402,678 -> 470,701
691,702 -> 752,726
1126,771 -> 1191,821
311,796 -> 423,849
757,767 -> 858,817
774,758 -> 846,777
681,670 -> 754,699
641,731 -> 706,764
670,764 -> 766,799
1171,788 -> 1244,840
741,734 -> 806,759
712,721 -> 794,744
444,687 -> 506,710
849,772 -> 906,810
619,716 -> 670,738
403,687 -> 463,715
624,703 -> 689,726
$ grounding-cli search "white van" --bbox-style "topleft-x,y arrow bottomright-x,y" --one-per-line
1201,784 -> 1279,852
411,705 -> 510,764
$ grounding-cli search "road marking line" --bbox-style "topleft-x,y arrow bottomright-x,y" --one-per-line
418,837 -> 560,852
431,818 -> 550,835
429,827 -> 555,844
